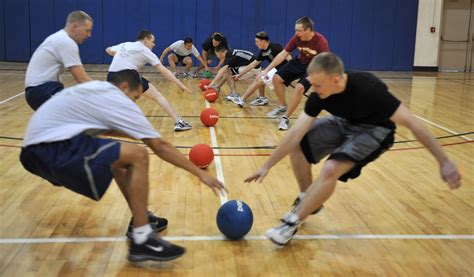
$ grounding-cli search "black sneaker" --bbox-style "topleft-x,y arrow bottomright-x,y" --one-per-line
128,233 -> 185,262
126,211 -> 168,239
280,196 -> 324,222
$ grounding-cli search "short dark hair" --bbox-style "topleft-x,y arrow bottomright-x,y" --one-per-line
137,30 -> 153,40
184,37 -> 193,44
296,16 -> 314,31
212,33 -> 224,42
66,10 -> 93,25
108,69 -> 143,91
255,31 -> 269,41
307,53 -> 344,76
215,44 -> 227,53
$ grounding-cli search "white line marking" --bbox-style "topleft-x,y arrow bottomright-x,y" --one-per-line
415,115 -> 472,141
0,234 -> 472,244
0,91 -> 25,105
205,101 -> 228,205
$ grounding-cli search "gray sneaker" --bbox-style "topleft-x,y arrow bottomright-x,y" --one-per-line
174,72 -> 185,79
266,213 -> 300,246
278,116 -> 289,130
225,92 -> 238,102
267,106 -> 287,118
174,119 -> 192,132
249,96 -> 269,106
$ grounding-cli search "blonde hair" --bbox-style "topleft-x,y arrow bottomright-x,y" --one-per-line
307,53 -> 344,76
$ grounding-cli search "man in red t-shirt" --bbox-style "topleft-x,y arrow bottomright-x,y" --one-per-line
260,17 -> 329,130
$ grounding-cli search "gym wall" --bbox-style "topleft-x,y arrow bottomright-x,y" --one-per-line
0,0 -> 419,71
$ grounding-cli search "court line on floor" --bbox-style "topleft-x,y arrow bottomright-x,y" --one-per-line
0,234 -> 472,244
205,101 -> 228,205
415,115 -> 472,141
0,91 -> 25,105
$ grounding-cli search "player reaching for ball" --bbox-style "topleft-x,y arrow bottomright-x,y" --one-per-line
105,30 -> 193,132
20,69 -> 226,262
245,53 -> 461,246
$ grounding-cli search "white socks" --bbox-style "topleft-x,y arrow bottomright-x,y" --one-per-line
298,192 -> 306,200
133,224 -> 153,244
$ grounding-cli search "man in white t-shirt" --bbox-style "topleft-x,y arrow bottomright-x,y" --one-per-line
159,37 -> 208,76
20,69 -> 226,262
24,10 -> 93,110
106,30 -> 193,132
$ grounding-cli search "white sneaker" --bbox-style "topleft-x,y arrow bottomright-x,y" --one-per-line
278,116 -> 289,130
267,106 -> 287,118
266,213 -> 300,246
235,96 -> 245,108
249,96 -> 269,106
231,94 -> 243,105
281,196 -> 324,223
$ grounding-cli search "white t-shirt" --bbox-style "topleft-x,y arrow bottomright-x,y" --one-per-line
25,29 -> 82,87
23,81 -> 160,147
108,41 -> 161,72
170,40 -> 200,57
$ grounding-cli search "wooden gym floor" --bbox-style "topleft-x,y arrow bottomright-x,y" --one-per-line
0,62 -> 472,276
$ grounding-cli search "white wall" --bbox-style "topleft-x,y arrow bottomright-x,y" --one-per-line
414,0 -> 444,67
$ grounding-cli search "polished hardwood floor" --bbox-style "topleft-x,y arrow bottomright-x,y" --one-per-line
0,62 -> 472,276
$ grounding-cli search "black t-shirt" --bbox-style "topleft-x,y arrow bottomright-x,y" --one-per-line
202,33 -> 229,52
304,71 -> 401,130
223,49 -> 255,67
256,43 -> 287,70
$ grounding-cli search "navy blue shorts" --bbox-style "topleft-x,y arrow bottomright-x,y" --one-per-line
20,133 -> 121,201
25,81 -> 65,110
107,72 -> 149,92
275,59 -> 311,92
172,52 -> 192,65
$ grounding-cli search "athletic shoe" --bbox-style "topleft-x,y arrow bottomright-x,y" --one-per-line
211,85 -> 220,92
266,213 -> 300,246
249,96 -> 269,106
225,92 -> 239,102
235,96 -> 245,108
231,95 -> 243,105
174,119 -> 192,132
278,116 -> 289,130
126,211 -> 168,239
128,233 -> 185,262
266,106 -> 287,118
280,196 -> 324,223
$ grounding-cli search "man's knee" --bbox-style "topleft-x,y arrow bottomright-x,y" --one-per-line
184,57 -> 193,66
168,55 -> 177,63
116,144 -> 149,168
320,160 -> 345,180
294,83 -> 305,94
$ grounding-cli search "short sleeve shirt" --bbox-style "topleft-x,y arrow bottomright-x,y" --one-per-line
304,72 -> 401,130
25,29 -> 82,87
108,41 -> 161,72
284,32 -> 329,64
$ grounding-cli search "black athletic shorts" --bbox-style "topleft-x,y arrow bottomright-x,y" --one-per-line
275,59 -> 311,92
